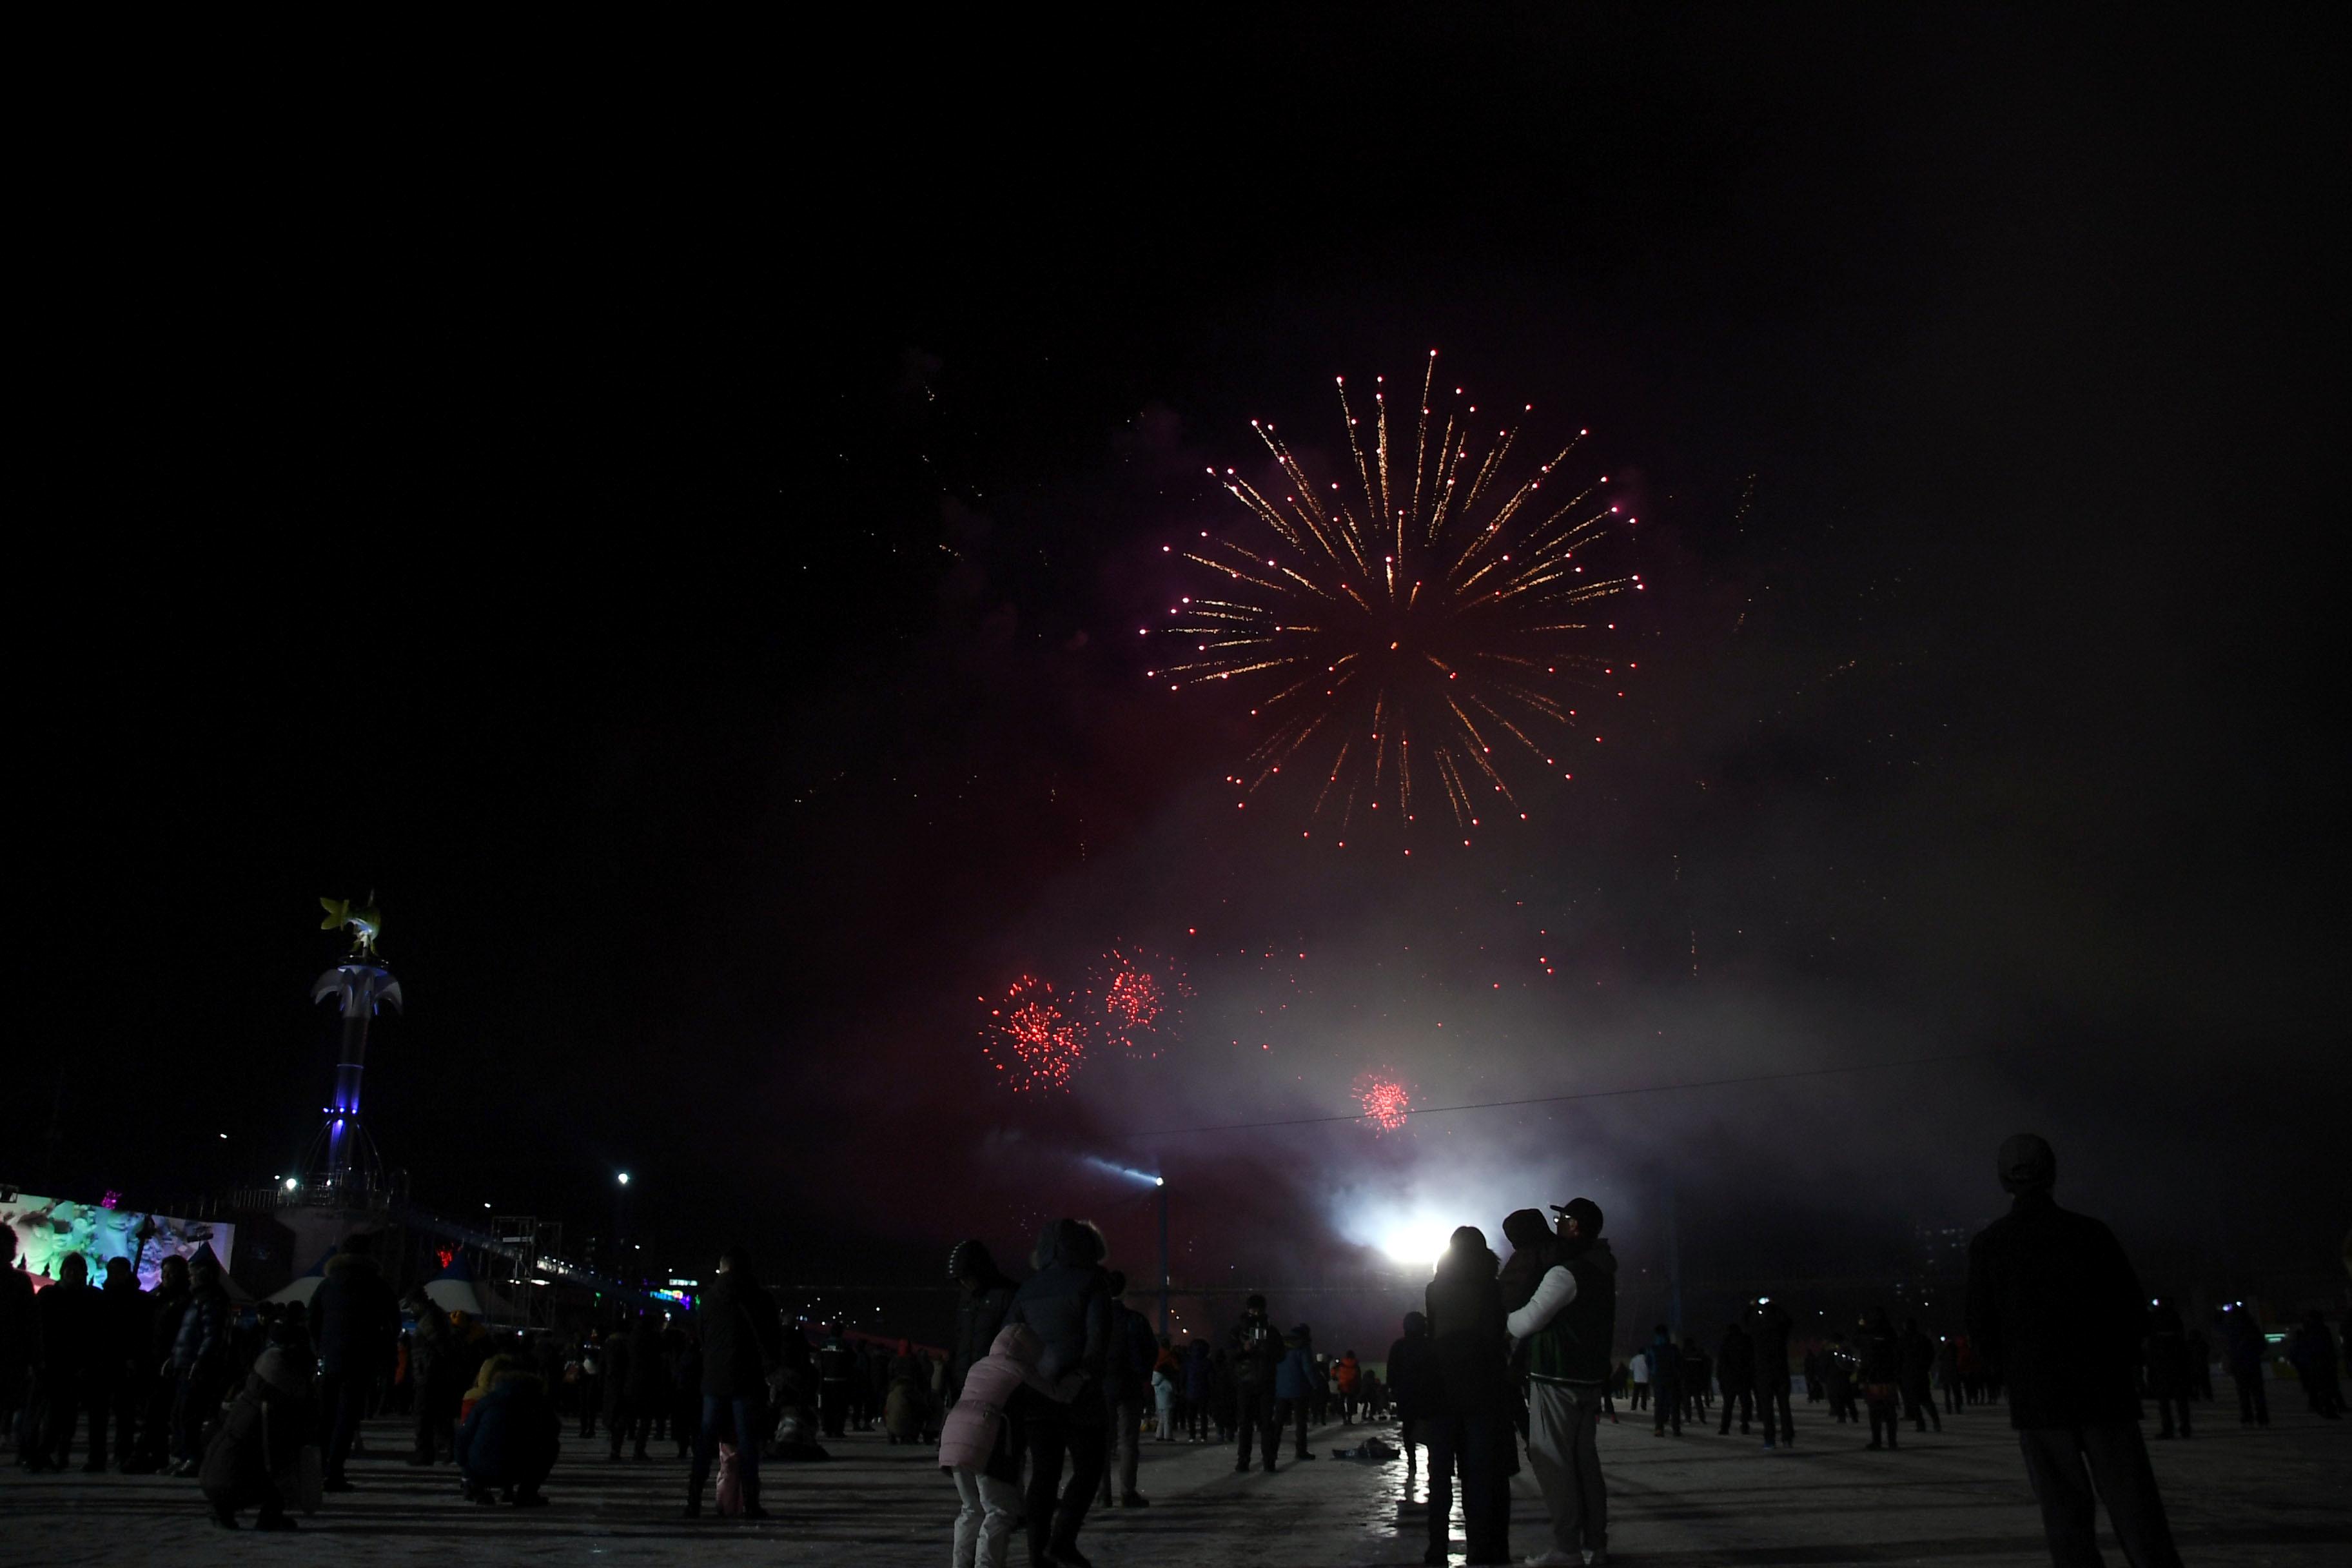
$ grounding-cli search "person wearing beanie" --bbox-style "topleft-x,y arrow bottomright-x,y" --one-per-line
1965,1133 -> 2182,1568
1229,1293 -> 1283,1474
1503,1197 -> 1618,1567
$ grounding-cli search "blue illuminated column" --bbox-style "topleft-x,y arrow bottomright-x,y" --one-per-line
310,959 -> 402,1190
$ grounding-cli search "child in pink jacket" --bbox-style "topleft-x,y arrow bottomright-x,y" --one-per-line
940,1323 -> 1072,1568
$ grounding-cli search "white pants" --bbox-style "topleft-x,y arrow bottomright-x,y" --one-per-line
951,1466 -> 1021,1568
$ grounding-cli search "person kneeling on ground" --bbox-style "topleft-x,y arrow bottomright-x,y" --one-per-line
455,1360 -> 560,1505
200,1318 -> 320,1530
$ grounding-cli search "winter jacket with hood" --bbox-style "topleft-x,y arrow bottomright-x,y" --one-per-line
939,1322 -> 1068,1478
455,1369 -> 560,1486
199,1340 -> 318,1509
173,1269 -> 231,1373
1004,1220 -> 1110,1390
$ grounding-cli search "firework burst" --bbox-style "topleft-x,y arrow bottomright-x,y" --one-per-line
980,975 -> 1086,1093
1085,945 -> 1192,1059
1148,352 -> 1645,843
1354,1070 -> 1414,1133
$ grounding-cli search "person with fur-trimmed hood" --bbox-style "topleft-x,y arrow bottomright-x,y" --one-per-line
455,1358 -> 560,1505
1505,1198 -> 1618,1568
199,1316 -> 319,1529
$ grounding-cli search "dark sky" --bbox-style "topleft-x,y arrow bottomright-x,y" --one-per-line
31,10 -> 2344,1342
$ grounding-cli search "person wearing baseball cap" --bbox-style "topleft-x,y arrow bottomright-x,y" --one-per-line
1506,1198 -> 1617,1567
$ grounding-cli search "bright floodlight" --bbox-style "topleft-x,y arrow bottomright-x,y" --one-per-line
1154,1177 -> 1166,1188
1377,1222 -> 1452,1268
618,1171 -> 631,1186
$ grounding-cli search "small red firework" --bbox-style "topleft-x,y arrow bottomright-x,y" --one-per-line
1086,945 -> 1192,1059
1353,1070 -> 1413,1133
983,975 -> 1086,1093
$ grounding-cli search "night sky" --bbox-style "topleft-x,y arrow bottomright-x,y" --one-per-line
33,11 -> 2342,1344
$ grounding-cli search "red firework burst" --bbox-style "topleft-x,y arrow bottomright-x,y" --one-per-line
1086,945 -> 1192,1059
1353,1070 -> 1413,1133
981,975 -> 1085,1093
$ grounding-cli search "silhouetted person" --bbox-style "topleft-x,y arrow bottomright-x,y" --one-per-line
1004,1218 -> 1112,1568
2218,1306 -> 2267,1426
169,1250 -> 232,1473
1747,1297 -> 1795,1447
1425,1226 -> 1510,1567
2288,1309 -> 2342,1418
308,1240 -> 400,1492
1937,1335 -> 1962,1417
32,1253 -> 100,1469
1716,1318 -> 1755,1435
126,1254 -> 190,1471
1900,1317 -> 1941,1433
95,1256 -> 152,1470
0,1231 -> 34,1460
200,1317 -> 317,1529
1825,1334 -> 1858,1424
1098,1271 -> 1159,1504
1230,1293 -> 1282,1472
1856,1308 -> 1902,1449
1508,1197 -> 1617,1568
402,1286 -> 458,1464
1387,1309 -> 1433,1485
685,1247 -> 783,1518
1647,1326 -> 1681,1437
455,1358 -> 559,1505
947,1239 -> 1019,1406
1966,1133 -> 2183,1568
2143,1298 -> 2191,1438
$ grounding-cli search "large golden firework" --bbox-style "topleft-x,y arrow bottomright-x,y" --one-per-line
1149,353 -> 1643,844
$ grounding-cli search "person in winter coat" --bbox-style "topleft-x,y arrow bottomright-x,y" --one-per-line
1152,1357 -> 1177,1441
169,1250 -> 233,1473
1856,1309 -> 1903,1449
1230,1293 -> 1284,1473
200,1316 -> 318,1530
0,1230 -> 35,1461
619,1311 -> 667,1459
1647,1327 -> 1682,1438
1899,1318 -> 1941,1434
93,1257 -> 152,1471
1506,1195 -> 1618,1568
948,1239 -> 1019,1406
2143,1299 -> 2192,1438
885,1340 -> 930,1444
1386,1310 -> 1434,1482
601,1310 -> 640,1458
306,1244 -> 400,1492
1273,1323 -> 1319,1462
1182,1338 -> 1211,1441
401,1288 -> 458,1465
816,1324 -> 856,1438
30,1253 -> 101,1470
1004,1217 -> 1112,1568
2288,1309 -> 2343,1418
1747,1297 -> 1794,1447
1716,1319 -> 1756,1435
2218,1306 -> 2268,1426
685,1248 -> 783,1519
1965,1133 -> 2182,1568
1937,1335 -> 1963,1416
940,1322 -> 1078,1568
1425,1226 -> 1511,1567
1334,1349 -> 1362,1422
1824,1335 -> 1858,1424
125,1254 -> 190,1472
1097,1270 -> 1159,1506
455,1363 -> 559,1505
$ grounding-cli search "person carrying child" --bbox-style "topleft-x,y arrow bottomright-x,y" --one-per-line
939,1322 -> 1079,1568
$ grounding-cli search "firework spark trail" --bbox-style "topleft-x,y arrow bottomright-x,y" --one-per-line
981,975 -> 1086,1093
1355,1070 -> 1413,1133
1086,946 -> 1193,1059
1152,352 -> 1645,845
